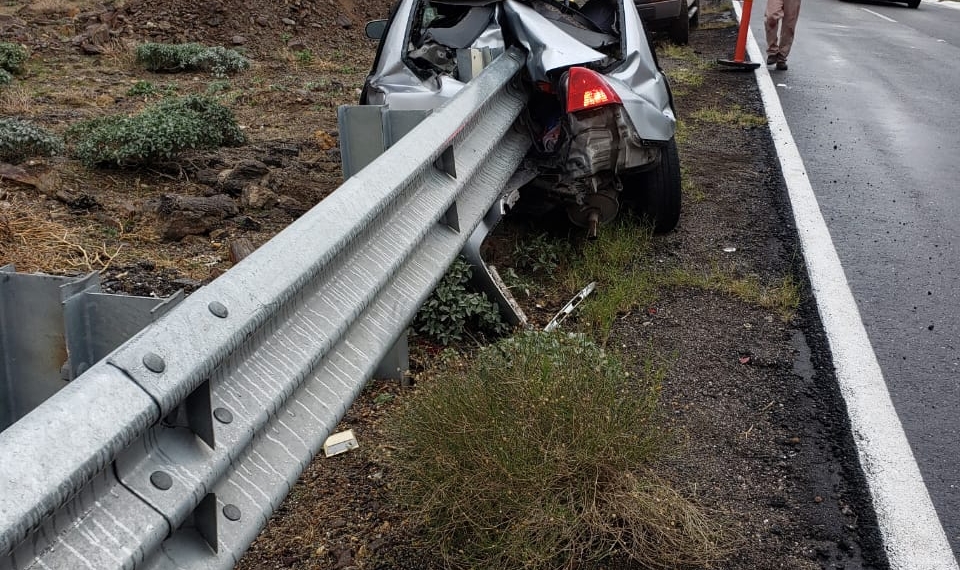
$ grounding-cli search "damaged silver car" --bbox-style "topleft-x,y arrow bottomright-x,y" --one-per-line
361,0 -> 681,235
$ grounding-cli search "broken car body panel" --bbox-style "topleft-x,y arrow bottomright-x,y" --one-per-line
362,0 -> 675,143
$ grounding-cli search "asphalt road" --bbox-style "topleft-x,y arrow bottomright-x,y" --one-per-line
748,0 -> 960,556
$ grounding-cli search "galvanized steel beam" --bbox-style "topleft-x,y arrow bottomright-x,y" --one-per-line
0,47 -> 529,569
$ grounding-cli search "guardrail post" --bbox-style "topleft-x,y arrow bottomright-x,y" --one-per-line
375,330 -> 409,381
0,266 -> 183,432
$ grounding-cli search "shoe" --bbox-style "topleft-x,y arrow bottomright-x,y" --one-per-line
766,54 -> 777,65
776,60 -> 788,70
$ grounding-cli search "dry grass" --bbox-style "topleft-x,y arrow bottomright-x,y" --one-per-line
387,332 -> 729,570
0,193 -> 154,273
0,85 -> 33,116
0,199 -> 75,272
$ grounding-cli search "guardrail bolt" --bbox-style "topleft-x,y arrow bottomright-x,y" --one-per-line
150,471 -> 173,491
223,504 -> 241,521
213,407 -> 234,424
208,301 -> 229,318
143,352 -> 166,373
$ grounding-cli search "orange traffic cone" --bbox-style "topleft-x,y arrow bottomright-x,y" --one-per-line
718,0 -> 761,70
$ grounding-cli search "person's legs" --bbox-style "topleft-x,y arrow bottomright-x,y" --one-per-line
777,0 -> 802,61
764,0 -> 785,60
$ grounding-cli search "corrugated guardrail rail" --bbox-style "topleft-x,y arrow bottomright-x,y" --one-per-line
0,47 -> 529,569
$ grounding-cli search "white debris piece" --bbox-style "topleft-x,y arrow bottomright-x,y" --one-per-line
323,429 -> 359,457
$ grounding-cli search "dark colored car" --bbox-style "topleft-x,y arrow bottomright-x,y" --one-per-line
635,0 -> 699,44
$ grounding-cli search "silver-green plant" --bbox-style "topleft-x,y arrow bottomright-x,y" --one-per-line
0,42 -> 28,74
0,118 -> 64,163
66,95 -> 245,167
135,43 -> 250,78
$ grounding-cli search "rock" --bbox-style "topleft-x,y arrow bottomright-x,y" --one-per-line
195,168 -> 220,187
314,130 -> 337,151
80,42 -> 107,55
278,194 -> 307,214
159,194 -> 239,241
230,215 -> 262,230
336,14 -> 353,29
281,17 -> 296,26
55,190 -> 100,210
218,159 -> 270,195
231,35 -> 247,45
240,184 -> 279,210
333,547 -> 354,569
287,39 -> 307,50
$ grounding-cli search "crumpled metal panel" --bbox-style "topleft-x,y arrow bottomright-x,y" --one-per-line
363,0 -> 675,141
0,47 -> 529,570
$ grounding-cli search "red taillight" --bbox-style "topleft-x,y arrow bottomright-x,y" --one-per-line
565,67 -> 622,113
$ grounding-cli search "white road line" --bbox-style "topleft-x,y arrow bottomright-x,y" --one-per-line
931,0 -> 960,11
861,7 -> 898,22
732,2 -> 960,568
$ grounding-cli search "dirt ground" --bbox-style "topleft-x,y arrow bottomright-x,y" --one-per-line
1,0 -> 889,568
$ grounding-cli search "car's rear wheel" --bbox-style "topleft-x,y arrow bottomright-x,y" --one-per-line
621,138 -> 682,233
907,0 -> 920,8
668,0 -> 691,44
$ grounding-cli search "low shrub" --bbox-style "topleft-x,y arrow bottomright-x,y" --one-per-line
388,332 -> 727,569
0,42 -> 28,74
135,42 -> 250,77
0,118 -> 64,163
126,80 -> 178,98
0,68 -> 11,88
66,95 -> 245,166
413,257 -> 510,345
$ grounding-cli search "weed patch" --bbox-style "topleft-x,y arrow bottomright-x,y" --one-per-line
560,220 -> 657,338
413,257 -> 510,345
0,42 -> 28,74
0,118 -> 64,163
66,95 -> 245,166
661,267 -> 801,320
135,42 -> 250,77
388,332 -> 726,569
691,105 -> 768,128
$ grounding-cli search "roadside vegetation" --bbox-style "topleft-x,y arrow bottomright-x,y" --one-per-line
400,212 -> 798,569
0,42 -> 28,89
1,12 -> 808,567
388,331 -> 727,569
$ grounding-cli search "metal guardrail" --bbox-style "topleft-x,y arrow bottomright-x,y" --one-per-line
0,267 -> 183,433
0,47 -> 529,569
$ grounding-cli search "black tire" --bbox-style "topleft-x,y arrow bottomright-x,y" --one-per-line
668,0 -> 690,44
907,0 -> 920,8
689,0 -> 700,28
622,138 -> 682,233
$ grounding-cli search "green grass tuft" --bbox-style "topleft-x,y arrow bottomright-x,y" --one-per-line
691,105 -> 768,128
388,331 -> 727,569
